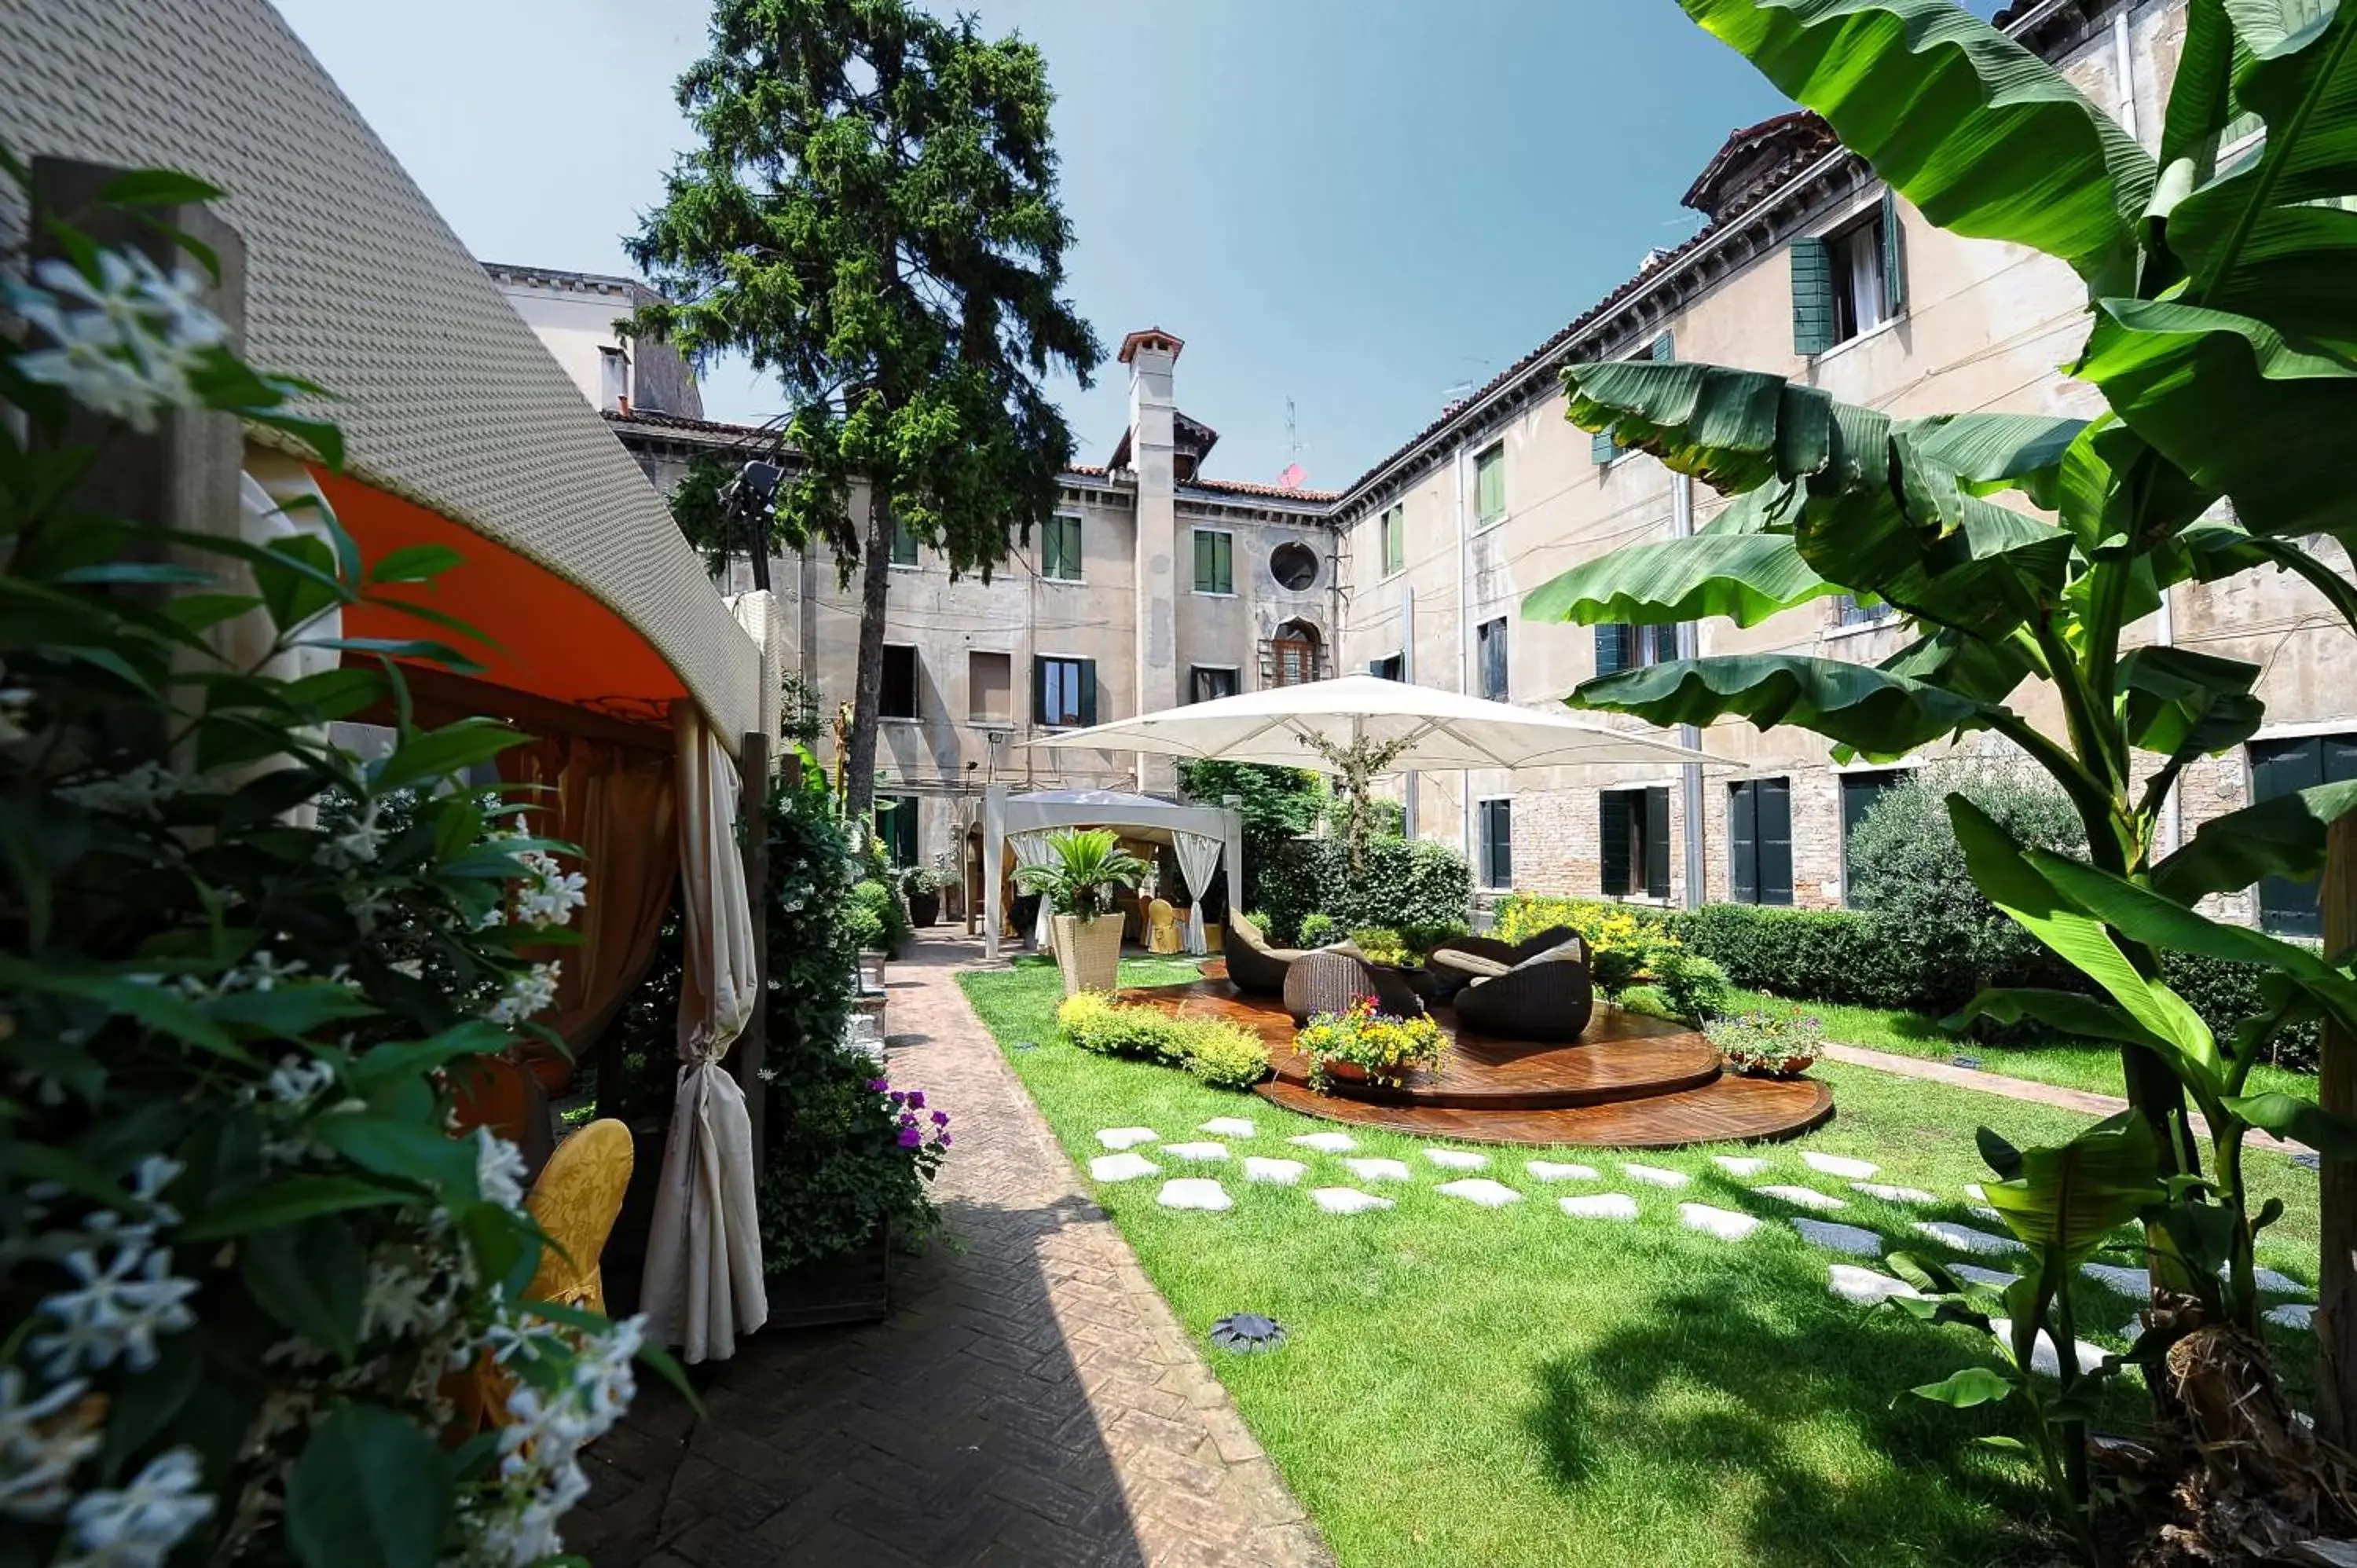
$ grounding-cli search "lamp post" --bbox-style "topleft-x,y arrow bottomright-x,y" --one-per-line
721,458 -> 782,592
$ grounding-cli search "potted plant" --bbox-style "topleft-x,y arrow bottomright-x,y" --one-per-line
1016,828 -> 1149,995
900,861 -> 949,927
1296,996 -> 1449,1093
1704,1009 -> 1826,1079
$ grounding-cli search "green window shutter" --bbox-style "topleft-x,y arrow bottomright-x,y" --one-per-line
1880,190 -> 1908,319
1760,776 -> 1794,906
1217,531 -> 1233,592
1591,427 -> 1620,466
1475,445 -> 1505,523
1729,783 -> 1758,904
1077,659 -> 1098,727
1644,787 -> 1672,899
890,520 -> 918,566
1193,530 -> 1211,592
1649,331 -> 1674,363
1791,236 -> 1835,355
1484,800 -> 1512,889
1595,623 -> 1629,676
1599,793 -> 1632,896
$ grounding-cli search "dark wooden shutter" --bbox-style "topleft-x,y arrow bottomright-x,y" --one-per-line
1791,236 -> 1835,355
1600,793 -> 1631,896
1077,659 -> 1098,727
1596,623 -> 1629,677
2254,738 -> 2328,935
1759,776 -> 1794,906
1879,189 -> 1908,318
1644,787 -> 1672,899
1729,782 -> 1758,904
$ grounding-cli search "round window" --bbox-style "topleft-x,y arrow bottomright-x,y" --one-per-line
1270,540 -> 1320,592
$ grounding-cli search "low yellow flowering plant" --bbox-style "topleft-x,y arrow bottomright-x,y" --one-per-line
1296,997 -> 1447,1094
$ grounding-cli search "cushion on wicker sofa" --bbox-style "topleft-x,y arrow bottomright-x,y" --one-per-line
1451,935 -> 1593,1042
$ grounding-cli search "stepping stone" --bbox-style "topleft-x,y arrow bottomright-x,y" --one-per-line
1828,1264 -> 1923,1305
2081,1262 -> 2150,1295
1313,1186 -> 1393,1215
1989,1317 -> 2108,1378
1436,1178 -> 1523,1208
1802,1152 -> 1879,1179
1679,1203 -> 1761,1241
1157,1178 -> 1231,1212
1199,1117 -> 1258,1139
1853,1182 -> 1938,1206
1713,1156 -> 1769,1178
1952,1264 -> 2021,1290
1243,1157 -> 1307,1185
1526,1160 -> 1600,1183
1160,1141 -> 1230,1163
1622,1163 -> 1689,1188
2252,1265 -> 2305,1295
1915,1221 -> 2026,1257
1343,1157 -> 1413,1183
1757,1185 -> 1846,1212
1964,1182 -> 1988,1202
2118,1319 -> 2145,1342
1098,1127 -> 1159,1150
1791,1218 -> 1884,1258
1089,1152 -> 1159,1183
1969,1205 -> 2003,1222
1560,1192 -> 1640,1221
1424,1149 -> 1490,1171
2267,1302 -> 2317,1331
1289,1132 -> 1357,1154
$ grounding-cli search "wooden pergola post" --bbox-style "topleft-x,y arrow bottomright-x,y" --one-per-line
2319,816 -> 2356,1445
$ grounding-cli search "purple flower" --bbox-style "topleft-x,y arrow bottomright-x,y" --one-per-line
897,1127 -> 922,1149
905,1090 -> 926,1110
899,1112 -> 917,1128
889,1091 -> 905,1107
938,1132 -> 952,1147
931,1110 -> 949,1127
866,1079 -> 889,1093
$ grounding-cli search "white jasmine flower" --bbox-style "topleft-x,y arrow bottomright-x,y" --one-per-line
513,848 -> 587,929
30,1240 -> 199,1377
344,883 -> 395,932
358,1255 -> 446,1342
0,683 -> 35,744
7,251 -> 227,432
486,962 -> 559,1027
129,1156 -> 183,1225
386,956 -> 425,980
317,799 -> 387,870
228,950 -> 306,993
0,1370 -> 101,1521
264,1053 -> 336,1109
474,1127 -> 530,1210
57,1445 -> 215,1568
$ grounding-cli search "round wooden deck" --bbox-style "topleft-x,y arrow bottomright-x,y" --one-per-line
1120,971 -> 1833,1149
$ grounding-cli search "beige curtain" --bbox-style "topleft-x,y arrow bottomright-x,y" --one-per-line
642,705 -> 765,1363
1010,831 -> 1056,950
1171,831 -> 1222,955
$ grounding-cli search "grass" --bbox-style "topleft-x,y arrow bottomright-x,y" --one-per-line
959,955 -> 2322,1568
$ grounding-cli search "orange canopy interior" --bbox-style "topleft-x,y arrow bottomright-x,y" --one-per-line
317,467 -> 689,722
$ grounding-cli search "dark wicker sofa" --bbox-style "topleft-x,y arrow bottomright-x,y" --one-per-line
1281,946 -> 1429,1025
1426,927 -> 1582,1002
1222,910 -> 1308,997
1450,933 -> 1593,1042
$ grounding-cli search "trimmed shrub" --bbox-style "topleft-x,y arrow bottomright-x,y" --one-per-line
1178,760 -> 1325,914
1260,836 -> 1472,943
1677,903 -> 1918,1008
849,877 -> 909,954
2165,948 -> 2322,1072
1298,912 -> 1343,947
1173,1019 -> 1273,1090
1054,992 -> 1270,1088
1654,949 -> 1734,1025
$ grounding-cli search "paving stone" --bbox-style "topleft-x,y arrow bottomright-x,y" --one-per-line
1161,1141 -> 1231,1163
1678,1203 -> 1761,1240
1852,1181 -> 1938,1205
1757,1184 -> 1846,1212
1424,1149 -> 1489,1171
2249,1264 -> 2305,1294
1560,1192 -> 1640,1220
1621,1163 -> 1688,1188
1952,1263 -> 2021,1289
1242,1156 -> 1307,1185
1915,1220 -> 2027,1257
1288,1131 -> 1356,1153
1341,1156 -> 1411,1183
1802,1152 -> 1879,1178
1097,1126 -> 1160,1150
1089,1152 -> 1159,1183
1525,1160 -> 1599,1182
1435,1178 -> 1522,1207
1200,1116 -> 1258,1139
1791,1218 -> 1885,1257
2267,1302 -> 2317,1330
1712,1156 -> 1769,1178
1311,1187 -> 1393,1215
1990,1317 -> 2109,1377
1963,1182 -> 1988,1202
1828,1264 -> 1921,1304
2080,1262 -> 2150,1295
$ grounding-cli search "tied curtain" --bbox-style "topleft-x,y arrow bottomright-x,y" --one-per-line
1171,831 -> 1222,955
1010,830 -> 1057,951
641,705 -> 765,1364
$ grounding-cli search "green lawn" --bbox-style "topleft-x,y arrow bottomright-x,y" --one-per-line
959,956 -> 2322,1568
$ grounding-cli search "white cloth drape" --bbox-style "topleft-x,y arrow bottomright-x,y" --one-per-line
643,706 -> 766,1364
1010,830 -> 1057,951
1171,830 -> 1223,955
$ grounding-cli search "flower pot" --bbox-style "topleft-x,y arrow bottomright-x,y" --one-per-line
1728,1053 -> 1816,1079
761,1229 -> 894,1328
907,890 -> 940,927
1053,912 -> 1124,995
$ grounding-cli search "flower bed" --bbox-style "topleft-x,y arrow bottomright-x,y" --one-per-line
1054,993 -> 1270,1090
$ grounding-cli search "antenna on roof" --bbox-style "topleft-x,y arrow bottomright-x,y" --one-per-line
1280,397 -> 1307,489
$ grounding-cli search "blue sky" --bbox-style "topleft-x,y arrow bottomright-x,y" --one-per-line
275,0 -> 1799,490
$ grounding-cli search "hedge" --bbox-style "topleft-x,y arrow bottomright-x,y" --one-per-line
1055,992 -> 1273,1090
1259,836 -> 1472,945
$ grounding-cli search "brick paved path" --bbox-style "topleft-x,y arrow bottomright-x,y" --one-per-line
564,932 -> 1330,1568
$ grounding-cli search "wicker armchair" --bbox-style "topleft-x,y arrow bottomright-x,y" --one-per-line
1426,927 -> 1581,1002
1222,910 -> 1307,996
1450,934 -> 1593,1042
1282,946 -> 1428,1025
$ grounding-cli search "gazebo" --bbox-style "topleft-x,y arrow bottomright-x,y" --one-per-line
981,786 -> 1244,962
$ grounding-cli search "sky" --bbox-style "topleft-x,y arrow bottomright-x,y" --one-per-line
272,0 -> 1802,493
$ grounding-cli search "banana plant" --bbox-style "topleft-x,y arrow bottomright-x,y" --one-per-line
1523,0 -> 2357,1306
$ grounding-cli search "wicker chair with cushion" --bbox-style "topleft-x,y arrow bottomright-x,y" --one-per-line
1283,945 -> 1428,1025
1426,927 -> 1581,1002
1450,934 -> 1593,1042
1222,910 -> 1308,996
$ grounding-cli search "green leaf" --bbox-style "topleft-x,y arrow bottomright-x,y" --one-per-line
181,1175 -> 411,1240
97,168 -> 225,207
2151,778 -> 2357,902
299,635 -> 482,673
243,411 -> 346,472
1680,0 -> 2156,292
372,718 -> 526,792
0,960 -> 244,1061
368,544 -> 465,586
1976,1127 -> 2025,1182
207,983 -> 379,1041
1948,988 -> 2172,1055
1522,533 -> 1837,629
2176,522 -> 2357,638
312,1112 -> 479,1199
256,533 -> 348,635
1910,1365 -> 2017,1409
1572,654 -> 1987,760
277,667 -> 388,722
2115,644 -> 2264,757
1983,1119 -> 2164,1267
346,1020 -> 517,1094
288,1403 -> 450,1568
240,1219 -> 366,1362
2223,1092 -> 2357,1157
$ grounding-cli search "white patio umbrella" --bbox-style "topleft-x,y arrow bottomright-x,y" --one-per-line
1024,673 -> 1713,773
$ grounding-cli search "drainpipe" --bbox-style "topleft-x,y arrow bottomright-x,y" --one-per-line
1672,472 -> 1706,908
2113,7 -> 2141,145
1403,581 -> 1420,836
1455,441 -> 1473,869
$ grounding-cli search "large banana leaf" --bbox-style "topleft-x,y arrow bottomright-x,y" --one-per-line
1802,490 -> 2073,639
2223,0 -> 2357,209
2115,645 -> 2264,757
1521,533 -> 1838,629
2172,518 -> 2357,635
1681,0 -> 2157,293
1571,654 -> 1986,758
1982,1119 -> 2165,1266
1879,627 -> 2039,705
1948,987 -> 2179,1058
2150,777 -> 2357,902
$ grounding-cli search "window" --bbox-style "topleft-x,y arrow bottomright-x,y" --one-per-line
1034,656 -> 1096,727
1270,620 -> 1321,687
1379,504 -> 1405,577
967,650 -> 1011,724
1476,617 -> 1508,701
597,345 -> 629,412
1839,770 -> 1904,903
1193,529 -> 1233,595
889,518 -> 919,567
1593,333 -> 1673,466
1369,652 -> 1406,681
1474,442 -> 1505,529
1478,798 -> 1514,891
875,793 -> 919,868
880,644 -> 918,720
2249,734 -> 2357,936
1040,514 -> 1083,582
1793,190 -> 1907,354
1189,665 -> 1238,704
1728,778 -> 1794,907
1835,592 -> 1895,627
1593,621 -> 1677,676
1600,786 -> 1671,899
1270,540 -> 1320,592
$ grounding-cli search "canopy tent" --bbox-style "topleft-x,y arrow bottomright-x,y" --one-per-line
981,787 -> 1244,962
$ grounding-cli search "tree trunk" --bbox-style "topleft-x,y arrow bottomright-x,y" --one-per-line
842,484 -> 894,823
2319,815 -> 2357,1445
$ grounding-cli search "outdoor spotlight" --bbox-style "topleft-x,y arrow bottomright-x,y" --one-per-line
1208,1313 -> 1288,1354
722,459 -> 784,592
985,729 -> 1009,749
1950,1054 -> 1984,1071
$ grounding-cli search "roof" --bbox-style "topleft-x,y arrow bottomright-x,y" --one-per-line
0,0 -> 762,743
1118,326 -> 1185,364
1184,477 -> 1340,505
1108,406 -> 1220,471
482,261 -> 662,302
1680,112 -> 1838,221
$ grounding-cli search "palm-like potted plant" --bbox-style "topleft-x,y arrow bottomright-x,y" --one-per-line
1017,829 -> 1149,995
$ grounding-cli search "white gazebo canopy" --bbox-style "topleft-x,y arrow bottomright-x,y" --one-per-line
981,786 -> 1242,961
